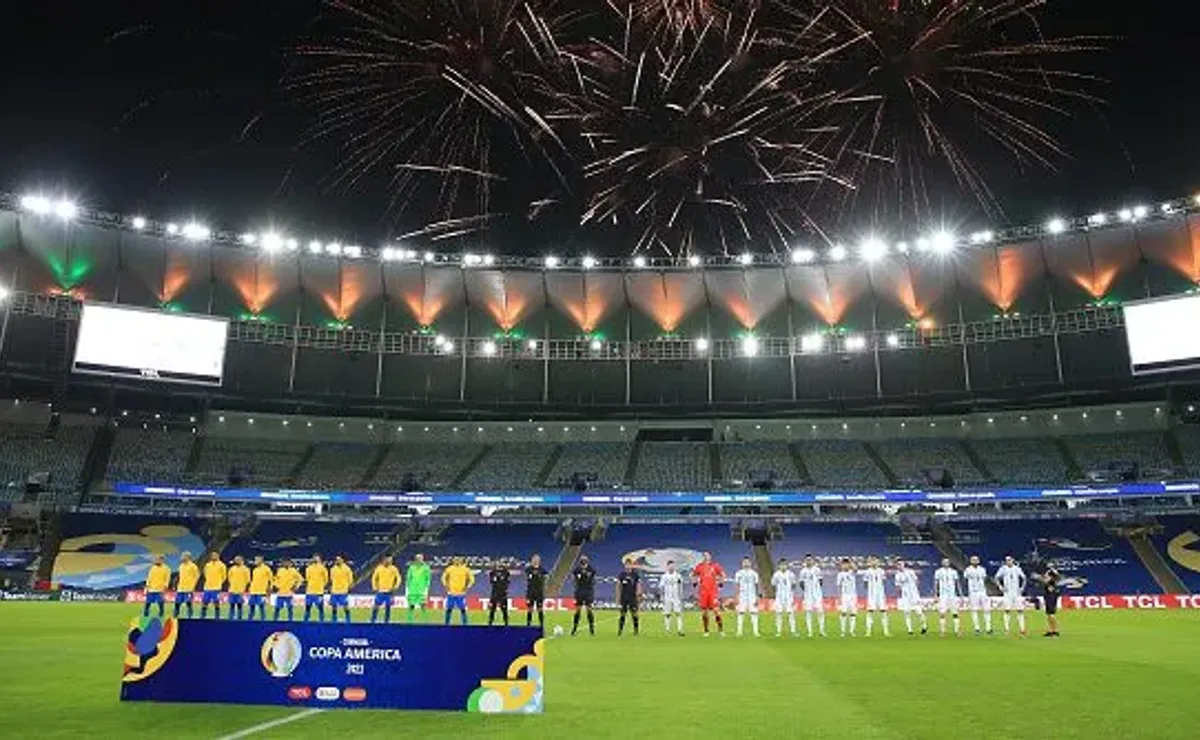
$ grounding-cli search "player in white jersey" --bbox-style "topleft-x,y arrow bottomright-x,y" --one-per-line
797,555 -> 827,637
893,560 -> 928,635
734,557 -> 761,637
934,558 -> 962,636
659,560 -> 685,636
963,555 -> 992,635
995,555 -> 1028,636
835,559 -> 858,637
861,556 -> 890,637
770,558 -> 798,637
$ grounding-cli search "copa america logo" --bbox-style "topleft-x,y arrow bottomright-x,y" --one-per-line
261,631 -> 303,678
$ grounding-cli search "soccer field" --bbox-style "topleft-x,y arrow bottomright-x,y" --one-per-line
1,603 -> 1195,739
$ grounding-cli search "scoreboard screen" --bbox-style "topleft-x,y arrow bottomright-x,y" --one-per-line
72,303 -> 229,386
1124,293 -> 1200,375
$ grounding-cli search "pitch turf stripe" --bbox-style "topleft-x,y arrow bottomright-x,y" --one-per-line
215,708 -> 324,739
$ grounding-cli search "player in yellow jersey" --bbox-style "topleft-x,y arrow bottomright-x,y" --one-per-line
144,555 -> 171,618
248,556 -> 273,620
173,551 -> 200,618
329,555 -> 355,623
201,552 -> 227,619
442,556 -> 475,626
304,553 -> 330,623
273,558 -> 302,620
371,555 -> 402,623
227,555 -> 251,620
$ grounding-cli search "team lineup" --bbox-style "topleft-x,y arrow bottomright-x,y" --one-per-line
140,550 -> 1063,638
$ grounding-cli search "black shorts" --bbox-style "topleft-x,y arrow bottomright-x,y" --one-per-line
526,594 -> 544,607
619,599 -> 638,611
490,594 -> 508,606
1044,594 -> 1059,614
575,595 -> 594,607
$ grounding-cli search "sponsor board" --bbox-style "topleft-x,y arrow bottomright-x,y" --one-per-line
60,589 -> 125,603
0,590 -> 60,601
123,590 -> 577,611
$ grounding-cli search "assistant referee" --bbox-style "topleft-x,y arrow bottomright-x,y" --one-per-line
1039,565 -> 1062,638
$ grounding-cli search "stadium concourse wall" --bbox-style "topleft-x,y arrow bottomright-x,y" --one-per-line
4,203 -> 1200,414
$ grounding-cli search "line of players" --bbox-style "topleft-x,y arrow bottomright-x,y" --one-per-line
141,550 -> 554,627
564,552 -> 1036,638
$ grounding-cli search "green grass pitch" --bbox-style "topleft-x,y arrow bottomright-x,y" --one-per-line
1,603 -> 1196,739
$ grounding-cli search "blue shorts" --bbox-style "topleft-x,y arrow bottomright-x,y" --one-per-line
446,594 -> 467,611
146,592 -> 165,605
374,593 -> 393,606
174,591 -> 193,604
202,590 -> 221,605
305,594 -> 324,607
248,595 -> 266,607
229,593 -> 245,605
330,594 -> 349,608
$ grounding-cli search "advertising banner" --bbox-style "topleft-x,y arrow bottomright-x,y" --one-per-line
119,618 -> 544,713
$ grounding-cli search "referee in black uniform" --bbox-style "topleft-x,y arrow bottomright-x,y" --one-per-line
525,553 -> 548,629
571,555 -> 597,636
616,558 -> 641,636
1038,565 -> 1062,637
487,559 -> 511,626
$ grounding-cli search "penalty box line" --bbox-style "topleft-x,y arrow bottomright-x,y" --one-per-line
216,708 -> 325,740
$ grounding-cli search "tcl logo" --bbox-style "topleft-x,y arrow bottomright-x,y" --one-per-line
343,687 -> 367,702
315,687 -> 341,701
287,686 -> 312,701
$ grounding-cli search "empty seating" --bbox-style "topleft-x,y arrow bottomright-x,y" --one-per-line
799,440 -> 887,488
1067,432 -> 1172,477
296,442 -> 379,488
874,438 -> 985,486
107,428 -> 194,483
0,418 -> 97,496
193,437 -> 308,486
582,523 -> 750,578
545,443 -> 632,488
720,442 -> 800,486
460,443 -> 555,489
971,438 -> 1067,484
633,442 -> 712,490
371,443 -> 483,489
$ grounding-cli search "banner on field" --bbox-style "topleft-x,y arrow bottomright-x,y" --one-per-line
119,618 -> 544,713
0,590 -> 60,602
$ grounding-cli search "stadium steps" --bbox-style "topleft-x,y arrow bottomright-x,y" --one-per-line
786,443 -> 815,486
359,442 -> 392,488
862,442 -> 900,486
351,521 -> 417,589
35,512 -> 63,584
533,444 -> 564,488
959,440 -> 994,482
752,542 -> 774,586
183,435 -> 206,476
1164,430 -> 1185,471
622,440 -> 643,487
1126,531 -> 1190,595
709,443 -> 723,484
927,519 -> 969,568
286,444 -> 316,486
1053,437 -> 1084,480
548,542 -> 581,597
450,445 -> 493,489
80,423 -> 115,493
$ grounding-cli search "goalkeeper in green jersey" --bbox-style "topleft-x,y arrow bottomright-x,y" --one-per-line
406,553 -> 432,623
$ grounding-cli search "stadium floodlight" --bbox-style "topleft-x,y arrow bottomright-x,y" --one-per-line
859,237 -> 888,262
739,253 -> 753,266
261,232 -> 283,252
434,334 -> 448,347
1132,205 -> 1148,220
381,246 -> 396,261
463,252 -> 481,266
482,253 -> 495,266
791,247 -> 815,264
688,254 -> 702,267
741,336 -> 759,356
929,230 -> 956,254
1045,217 -> 1066,235
582,255 -> 597,269
241,232 -> 258,246
442,340 -> 456,353
54,199 -> 78,220
1117,208 -> 1134,222
633,255 -> 647,268
482,340 -> 497,356
308,240 -> 323,254
20,194 -> 52,215
694,337 -> 710,353
527,339 -> 538,350
544,255 -> 560,268
1087,213 -> 1107,226
181,222 -> 210,241
827,244 -> 847,262
327,242 -> 343,256
845,335 -> 867,352
131,216 -> 147,230
800,332 -> 824,353
166,223 -> 179,235
423,251 -> 435,263
0,285 -> 9,302
589,338 -> 602,351
1161,202 -> 1174,214
915,236 -> 930,252
895,242 -> 909,254
344,245 -> 362,259
885,333 -> 901,348
969,230 -> 994,245
285,238 -> 298,251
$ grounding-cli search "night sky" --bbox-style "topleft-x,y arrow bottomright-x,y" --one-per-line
0,1 -> 1196,252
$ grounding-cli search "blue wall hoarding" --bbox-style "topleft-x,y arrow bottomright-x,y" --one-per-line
120,617 -> 544,713
111,479 -> 1200,507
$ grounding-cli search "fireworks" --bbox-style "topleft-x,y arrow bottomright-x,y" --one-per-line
292,0 -> 1104,251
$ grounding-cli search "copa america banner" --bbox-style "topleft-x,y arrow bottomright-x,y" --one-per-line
120,618 -> 544,713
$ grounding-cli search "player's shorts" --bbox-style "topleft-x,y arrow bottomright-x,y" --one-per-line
736,598 -> 758,613
406,591 -> 428,607
146,592 -> 165,605
174,591 -> 193,604
446,594 -> 467,611
202,590 -> 221,605
1002,592 -> 1025,610
866,592 -> 887,611
898,593 -> 922,612
574,594 -> 595,608
619,598 -> 638,612
228,593 -> 245,605
937,594 -> 959,614
968,592 -> 990,611
525,594 -> 544,609
305,594 -> 324,607
662,596 -> 682,614
803,596 -> 823,612
374,593 -> 393,607
330,594 -> 349,608
839,595 -> 858,614
773,595 -> 795,613
697,590 -> 720,610
1043,594 -> 1060,615
248,594 -> 266,608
